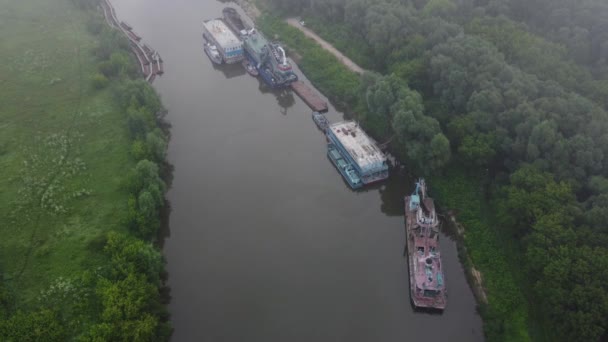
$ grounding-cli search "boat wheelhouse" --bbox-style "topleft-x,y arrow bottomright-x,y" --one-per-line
202,19 -> 243,64
326,121 -> 388,188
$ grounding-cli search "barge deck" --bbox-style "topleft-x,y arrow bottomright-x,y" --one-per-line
290,81 -> 328,113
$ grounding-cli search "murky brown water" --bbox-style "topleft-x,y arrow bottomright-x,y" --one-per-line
111,1 -> 484,340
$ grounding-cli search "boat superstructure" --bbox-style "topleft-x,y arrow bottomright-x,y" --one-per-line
312,111 -> 329,131
327,144 -> 362,189
242,29 -> 297,88
326,121 -> 388,189
404,179 -> 447,310
202,19 -> 244,64
204,42 -> 223,64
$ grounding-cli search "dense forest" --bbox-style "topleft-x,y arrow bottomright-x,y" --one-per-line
260,0 -> 608,340
0,0 -> 171,340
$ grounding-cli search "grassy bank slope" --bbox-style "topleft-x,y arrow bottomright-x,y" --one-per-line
0,0 -> 133,304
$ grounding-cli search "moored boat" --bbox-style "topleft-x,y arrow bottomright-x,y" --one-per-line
325,121 -> 388,188
291,81 -> 328,113
242,29 -> 297,88
312,111 -> 329,131
202,18 -> 244,64
223,7 -> 250,38
242,59 -> 258,76
204,42 -> 223,64
404,179 -> 447,310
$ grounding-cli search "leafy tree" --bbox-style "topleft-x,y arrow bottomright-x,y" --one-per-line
91,73 -> 108,89
91,273 -> 159,341
145,129 -> 167,164
458,133 -> 496,167
126,105 -> 155,139
498,165 -> 575,236
0,309 -> 66,341
104,232 -> 163,286
131,140 -> 148,161
95,27 -> 129,60
116,80 -> 162,115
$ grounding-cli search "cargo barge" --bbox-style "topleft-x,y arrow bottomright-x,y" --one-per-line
222,7 -> 250,38
242,29 -> 297,88
291,81 -> 328,113
326,121 -> 388,189
404,179 -> 447,310
202,19 -> 244,64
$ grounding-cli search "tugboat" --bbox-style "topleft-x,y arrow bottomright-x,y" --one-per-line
204,41 -> 223,65
242,29 -> 298,88
312,111 -> 329,131
404,179 -> 447,310
242,59 -> 258,76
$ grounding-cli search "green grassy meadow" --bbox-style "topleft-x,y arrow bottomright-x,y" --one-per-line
0,0 -> 133,306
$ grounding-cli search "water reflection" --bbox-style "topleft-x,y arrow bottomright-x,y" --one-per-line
256,78 -> 296,114
276,90 -> 295,115
378,166 -> 413,216
211,62 -> 246,79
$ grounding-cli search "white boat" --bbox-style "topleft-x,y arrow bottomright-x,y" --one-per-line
204,42 -> 223,64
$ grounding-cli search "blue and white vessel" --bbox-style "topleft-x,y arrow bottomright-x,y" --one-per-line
242,29 -> 297,88
202,19 -> 244,64
326,121 -> 389,189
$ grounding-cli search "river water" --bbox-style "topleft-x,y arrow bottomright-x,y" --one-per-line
111,1 -> 484,341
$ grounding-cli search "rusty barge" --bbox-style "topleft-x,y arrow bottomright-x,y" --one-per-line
405,179 -> 447,310
290,81 -> 328,113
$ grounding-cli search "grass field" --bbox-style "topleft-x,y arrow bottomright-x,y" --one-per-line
0,0 -> 133,306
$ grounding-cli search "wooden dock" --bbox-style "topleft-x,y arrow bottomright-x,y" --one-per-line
290,81 -> 328,113
100,0 -> 164,84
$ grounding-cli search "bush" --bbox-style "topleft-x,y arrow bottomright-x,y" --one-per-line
0,309 -> 66,341
131,140 -> 148,161
91,73 -> 109,89
109,52 -> 135,77
95,28 -> 130,60
86,15 -> 104,35
145,129 -> 167,163
97,60 -> 117,78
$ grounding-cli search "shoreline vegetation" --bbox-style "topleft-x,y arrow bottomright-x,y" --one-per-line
249,0 -> 608,341
0,0 -> 171,340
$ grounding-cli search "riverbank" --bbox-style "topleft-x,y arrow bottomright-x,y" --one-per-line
0,0 -> 170,339
285,18 -> 365,74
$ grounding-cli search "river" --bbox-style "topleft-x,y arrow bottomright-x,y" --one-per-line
111,1 -> 484,340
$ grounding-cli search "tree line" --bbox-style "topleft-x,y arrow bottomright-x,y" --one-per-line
262,0 -> 608,340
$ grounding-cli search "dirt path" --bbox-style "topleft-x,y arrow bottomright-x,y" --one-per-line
286,18 -> 365,75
